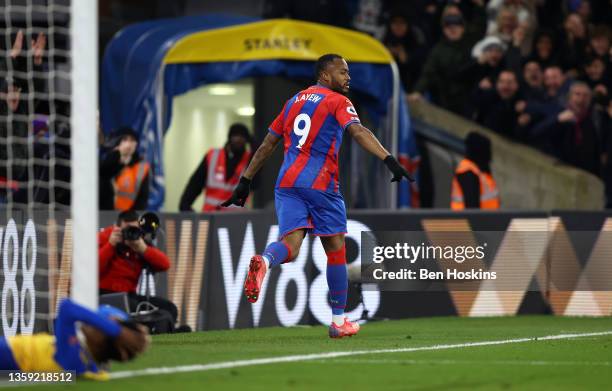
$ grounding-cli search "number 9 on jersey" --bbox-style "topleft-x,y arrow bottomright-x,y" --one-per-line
293,113 -> 311,149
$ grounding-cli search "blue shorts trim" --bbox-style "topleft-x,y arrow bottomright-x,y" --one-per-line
275,188 -> 347,239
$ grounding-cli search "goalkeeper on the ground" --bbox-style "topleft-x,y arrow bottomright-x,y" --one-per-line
0,299 -> 149,380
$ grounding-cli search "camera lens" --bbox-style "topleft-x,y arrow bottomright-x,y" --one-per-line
122,226 -> 143,241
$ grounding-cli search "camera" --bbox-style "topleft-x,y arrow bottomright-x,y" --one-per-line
122,226 -> 143,241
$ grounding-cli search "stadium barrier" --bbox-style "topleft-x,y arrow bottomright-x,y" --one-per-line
1,209 -> 611,335
409,100 -> 605,210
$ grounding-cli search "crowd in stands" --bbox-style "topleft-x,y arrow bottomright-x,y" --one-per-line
265,0 -> 612,205
0,26 -> 72,207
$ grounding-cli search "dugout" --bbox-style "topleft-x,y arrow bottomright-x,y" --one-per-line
100,15 -> 418,211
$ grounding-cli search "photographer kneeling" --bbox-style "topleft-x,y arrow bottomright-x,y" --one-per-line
98,210 -> 178,330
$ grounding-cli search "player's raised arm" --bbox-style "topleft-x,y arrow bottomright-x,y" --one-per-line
347,122 -> 414,183
221,132 -> 282,207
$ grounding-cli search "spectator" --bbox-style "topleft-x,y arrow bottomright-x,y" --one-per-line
387,0 -> 442,47
531,82 -> 601,175
486,0 -> 536,55
383,14 -> 428,91
521,60 -> 546,100
527,30 -> 559,69
470,69 -> 525,140
543,66 -> 571,106
179,123 -> 253,212
486,0 -> 536,29
0,30 -> 47,204
574,0 -> 594,29
451,132 -> 500,210
99,127 -> 150,211
32,117 -> 72,206
558,13 -> 588,75
350,0 -> 388,40
98,210 -> 178,329
470,33 -> 526,86
409,1 -> 487,114
580,56 -> 610,109
587,25 -> 611,68
525,65 -> 571,119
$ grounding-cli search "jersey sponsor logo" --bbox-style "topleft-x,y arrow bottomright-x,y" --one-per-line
346,106 -> 358,116
294,93 -> 322,103
244,37 -> 312,52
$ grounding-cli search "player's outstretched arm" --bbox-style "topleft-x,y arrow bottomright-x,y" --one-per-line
347,123 -> 414,182
222,133 -> 282,207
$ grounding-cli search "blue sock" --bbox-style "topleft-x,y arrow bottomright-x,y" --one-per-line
326,246 -> 347,316
262,241 -> 291,268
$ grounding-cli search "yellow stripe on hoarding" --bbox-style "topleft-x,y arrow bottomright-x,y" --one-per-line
164,19 -> 392,65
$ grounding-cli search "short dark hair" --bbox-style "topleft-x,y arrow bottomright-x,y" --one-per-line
499,69 -> 518,80
315,54 -> 343,80
228,123 -> 251,142
117,210 -> 139,225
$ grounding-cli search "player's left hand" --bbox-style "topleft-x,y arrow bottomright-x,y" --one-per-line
384,155 -> 415,183
221,176 -> 252,207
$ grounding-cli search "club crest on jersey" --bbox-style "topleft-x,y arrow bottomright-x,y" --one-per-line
295,93 -> 322,103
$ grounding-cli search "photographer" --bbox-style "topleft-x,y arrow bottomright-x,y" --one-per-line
98,210 -> 177,328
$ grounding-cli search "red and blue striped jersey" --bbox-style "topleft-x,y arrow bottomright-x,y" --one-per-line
268,85 -> 360,193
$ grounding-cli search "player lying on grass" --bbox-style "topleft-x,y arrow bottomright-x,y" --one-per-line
222,53 -> 413,338
0,299 -> 149,380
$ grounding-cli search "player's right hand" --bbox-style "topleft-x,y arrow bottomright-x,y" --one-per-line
221,176 -> 252,207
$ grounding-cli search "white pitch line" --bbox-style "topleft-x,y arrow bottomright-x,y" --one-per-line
313,358 -> 612,366
110,330 -> 612,380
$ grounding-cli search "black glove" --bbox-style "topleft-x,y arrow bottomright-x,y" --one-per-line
384,155 -> 415,182
221,176 -> 252,207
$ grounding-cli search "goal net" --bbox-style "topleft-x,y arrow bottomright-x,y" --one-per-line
0,0 -> 97,336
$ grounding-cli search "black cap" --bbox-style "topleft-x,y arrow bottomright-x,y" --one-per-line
115,126 -> 138,141
105,126 -> 139,149
228,123 -> 251,142
465,132 -> 491,165
443,14 -> 465,27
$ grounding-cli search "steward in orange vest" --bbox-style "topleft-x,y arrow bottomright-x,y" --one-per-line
179,124 -> 253,212
113,161 -> 150,211
100,127 -> 150,211
450,132 -> 500,210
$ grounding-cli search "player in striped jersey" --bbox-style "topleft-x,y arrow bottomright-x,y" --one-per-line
222,54 -> 413,338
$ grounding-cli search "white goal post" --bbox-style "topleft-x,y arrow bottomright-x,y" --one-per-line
70,0 -> 98,309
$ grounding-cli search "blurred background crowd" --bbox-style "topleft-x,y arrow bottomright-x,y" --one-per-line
99,0 -> 612,207
2,0 -> 611,209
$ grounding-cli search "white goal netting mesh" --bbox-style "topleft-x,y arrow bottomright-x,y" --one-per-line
0,0 -> 95,336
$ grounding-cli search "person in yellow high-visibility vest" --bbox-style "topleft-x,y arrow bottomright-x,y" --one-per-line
451,132 -> 500,210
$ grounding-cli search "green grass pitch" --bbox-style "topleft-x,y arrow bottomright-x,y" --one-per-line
20,316 -> 612,390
